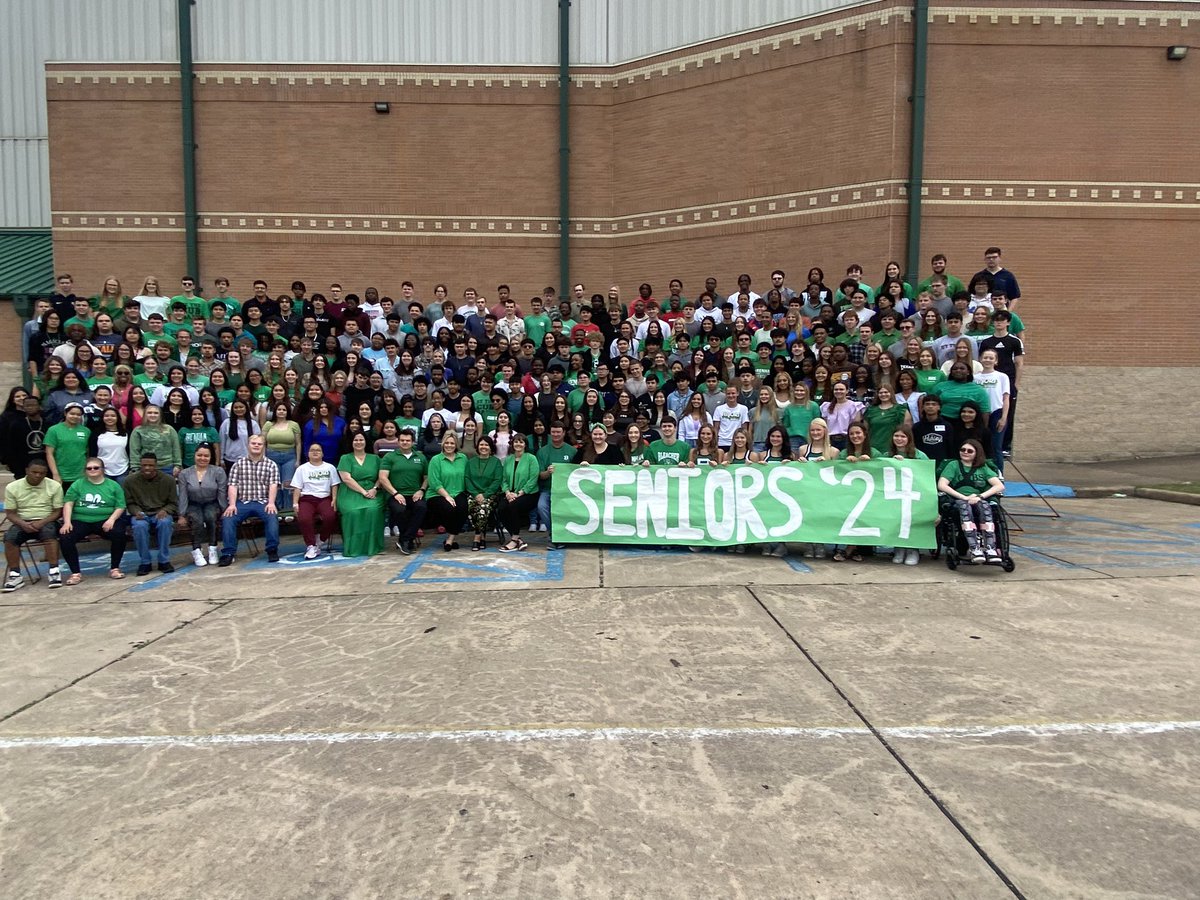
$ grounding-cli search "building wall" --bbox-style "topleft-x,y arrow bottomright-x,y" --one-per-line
2,0 -> 868,227
40,1 -> 1200,459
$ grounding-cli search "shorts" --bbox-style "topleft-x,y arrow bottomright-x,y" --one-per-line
5,521 -> 60,545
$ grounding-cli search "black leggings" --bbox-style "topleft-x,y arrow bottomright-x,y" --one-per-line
428,493 -> 468,535
59,519 -> 129,574
498,494 -> 538,537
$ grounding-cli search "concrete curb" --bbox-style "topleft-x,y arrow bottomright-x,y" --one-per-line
1133,487 -> 1200,506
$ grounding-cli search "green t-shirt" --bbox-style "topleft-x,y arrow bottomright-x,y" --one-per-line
179,425 -> 220,466
65,477 -> 125,522
930,381 -> 991,419
914,369 -> 945,391
536,442 -> 576,491
395,417 -> 422,438
780,401 -> 820,441
381,450 -> 428,495
873,331 -> 903,351
523,313 -> 553,347
44,422 -> 92,482
172,294 -> 210,321
941,460 -> 998,496
917,274 -> 966,296
646,439 -> 687,466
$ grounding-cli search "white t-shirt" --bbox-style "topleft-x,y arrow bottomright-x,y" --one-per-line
133,294 -> 169,319
96,431 -> 130,477
712,403 -> 750,445
973,371 -> 1011,411
291,462 -> 341,499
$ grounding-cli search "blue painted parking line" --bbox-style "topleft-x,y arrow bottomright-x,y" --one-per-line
1007,546 -> 1080,569
389,546 -> 567,584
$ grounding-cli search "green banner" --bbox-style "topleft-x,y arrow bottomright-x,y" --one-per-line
550,459 -> 938,548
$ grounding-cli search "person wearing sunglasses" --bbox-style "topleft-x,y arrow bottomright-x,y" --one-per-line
58,456 -> 129,583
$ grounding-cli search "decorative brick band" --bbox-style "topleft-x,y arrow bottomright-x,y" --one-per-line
51,178 -> 1200,243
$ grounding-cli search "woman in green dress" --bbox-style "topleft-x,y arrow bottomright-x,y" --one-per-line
336,431 -> 385,557
465,435 -> 503,551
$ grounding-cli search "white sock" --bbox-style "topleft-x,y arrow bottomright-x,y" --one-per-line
48,566 -> 60,573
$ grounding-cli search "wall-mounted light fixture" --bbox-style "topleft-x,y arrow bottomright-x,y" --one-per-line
1166,45 -> 1188,61
374,101 -> 391,113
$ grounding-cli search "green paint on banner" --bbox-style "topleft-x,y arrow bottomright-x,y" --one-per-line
550,460 -> 938,548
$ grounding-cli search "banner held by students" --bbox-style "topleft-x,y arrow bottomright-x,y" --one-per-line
550,460 -> 938,548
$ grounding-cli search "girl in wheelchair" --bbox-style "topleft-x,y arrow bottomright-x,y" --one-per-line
937,438 -> 1005,565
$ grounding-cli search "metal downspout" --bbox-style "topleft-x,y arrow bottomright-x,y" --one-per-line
178,0 -> 200,279
904,0 -> 929,288
559,0 -> 571,296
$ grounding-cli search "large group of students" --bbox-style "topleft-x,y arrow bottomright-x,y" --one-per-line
1,248 -> 1024,590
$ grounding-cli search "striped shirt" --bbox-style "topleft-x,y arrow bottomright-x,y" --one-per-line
227,456 -> 280,503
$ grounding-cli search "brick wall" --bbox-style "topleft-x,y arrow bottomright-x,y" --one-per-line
38,2 -> 1200,459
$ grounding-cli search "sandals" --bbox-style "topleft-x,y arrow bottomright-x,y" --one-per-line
471,537 -> 484,552
66,573 -> 84,586
498,539 -> 528,553
109,569 -> 125,579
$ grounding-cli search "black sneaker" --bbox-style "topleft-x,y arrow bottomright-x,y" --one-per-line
217,555 -> 234,568
398,539 -> 411,555
136,564 -> 152,576
159,562 -> 175,574
267,550 -> 280,563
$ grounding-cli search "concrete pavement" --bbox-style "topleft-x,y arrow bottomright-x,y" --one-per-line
1,495 -> 1198,897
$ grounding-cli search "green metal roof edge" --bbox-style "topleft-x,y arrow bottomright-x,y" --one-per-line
0,230 -> 55,297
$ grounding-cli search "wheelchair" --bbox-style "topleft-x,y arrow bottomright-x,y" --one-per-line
937,495 -> 1016,573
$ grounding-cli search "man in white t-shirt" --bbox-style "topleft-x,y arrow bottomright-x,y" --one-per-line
712,386 -> 750,450
290,443 -> 341,559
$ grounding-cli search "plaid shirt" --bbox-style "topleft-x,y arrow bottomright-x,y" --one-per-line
228,456 -> 280,504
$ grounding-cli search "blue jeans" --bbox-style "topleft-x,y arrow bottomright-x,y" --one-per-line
988,409 -> 1005,472
267,450 -> 297,511
221,500 -> 280,557
130,514 -> 174,565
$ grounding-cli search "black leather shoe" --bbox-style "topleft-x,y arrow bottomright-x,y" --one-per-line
136,564 -> 152,576
158,562 -> 175,573
218,555 -> 234,568
267,550 -> 280,563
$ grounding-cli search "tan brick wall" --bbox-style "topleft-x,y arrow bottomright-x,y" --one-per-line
1017,367 -> 1200,462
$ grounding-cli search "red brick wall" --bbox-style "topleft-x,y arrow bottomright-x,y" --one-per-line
43,1 -> 1200,365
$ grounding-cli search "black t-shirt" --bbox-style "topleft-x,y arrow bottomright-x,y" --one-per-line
572,444 -> 625,465
977,334 -> 1024,381
913,417 -> 953,463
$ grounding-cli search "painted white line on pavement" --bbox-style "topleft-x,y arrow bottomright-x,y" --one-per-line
1,720 -> 1198,750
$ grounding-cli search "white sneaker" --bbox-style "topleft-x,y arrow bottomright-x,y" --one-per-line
892,548 -> 906,565
904,549 -> 920,566
192,548 -> 208,567
304,544 -> 320,560
3,571 -> 24,592
207,546 -> 220,565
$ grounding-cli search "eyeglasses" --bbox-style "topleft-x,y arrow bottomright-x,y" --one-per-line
85,465 -> 103,471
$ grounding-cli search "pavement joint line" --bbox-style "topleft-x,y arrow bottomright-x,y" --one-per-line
0,598 -> 233,726
745,585 -> 1029,900
2,720 -> 1198,750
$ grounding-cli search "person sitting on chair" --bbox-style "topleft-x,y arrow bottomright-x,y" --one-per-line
3,458 -> 64,591
219,434 -> 281,566
123,452 -> 179,576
